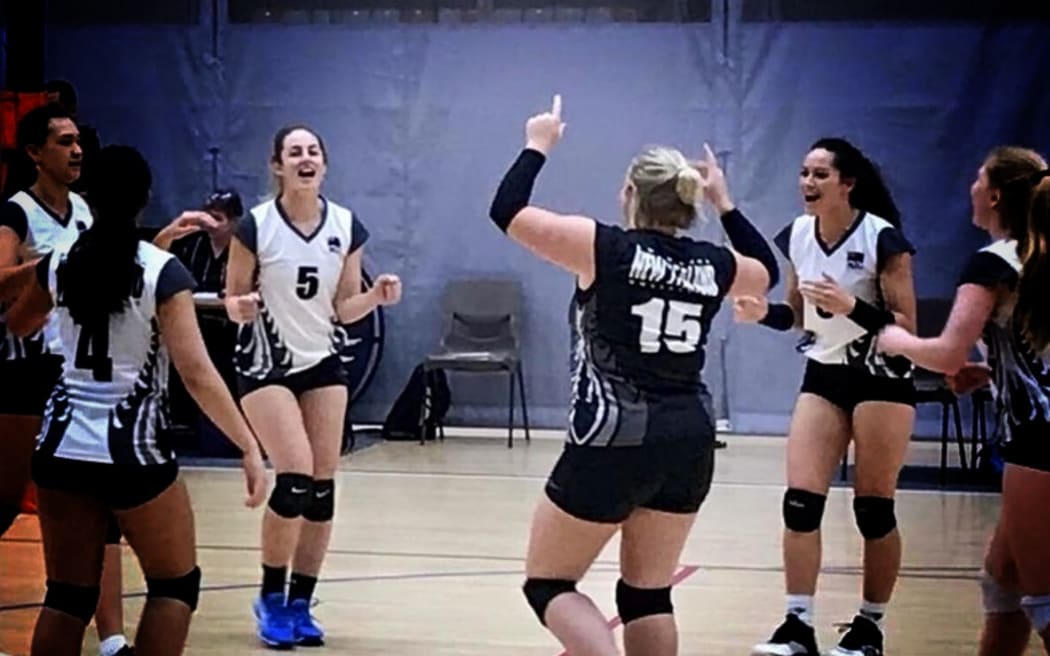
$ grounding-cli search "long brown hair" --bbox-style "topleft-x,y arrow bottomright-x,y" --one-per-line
1015,173 -> 1050,352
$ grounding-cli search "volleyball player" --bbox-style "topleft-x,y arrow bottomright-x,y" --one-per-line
225,124 -> 401,648
1,144 -> 266,656
738,138 -> 916,656
489,95 -> 774,656
878,147 -> 1050,655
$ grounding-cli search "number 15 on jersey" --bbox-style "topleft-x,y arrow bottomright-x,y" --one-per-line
631,298 -> 704,354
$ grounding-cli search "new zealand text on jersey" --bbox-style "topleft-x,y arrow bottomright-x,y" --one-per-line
627,245 -> 719,295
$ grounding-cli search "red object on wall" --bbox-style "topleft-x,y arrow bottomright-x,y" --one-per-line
1,91 -> 50,191
0,90 -> 49,149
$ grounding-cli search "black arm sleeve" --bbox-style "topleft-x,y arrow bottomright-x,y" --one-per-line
156,258 -> 198,303
489,149 -> 546,232
720,208 -> 779,289
759,302 -> 795,331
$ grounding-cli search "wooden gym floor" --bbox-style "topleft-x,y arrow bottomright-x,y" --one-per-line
0,431 -> 1043,655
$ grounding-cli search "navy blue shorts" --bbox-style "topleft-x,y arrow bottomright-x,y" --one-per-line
238,354 -> 347,399
800,360 -> 915,412
545,439 -> 716,524
32,454 -> 179,510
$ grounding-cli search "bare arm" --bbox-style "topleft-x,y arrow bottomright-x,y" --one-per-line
880,284 -> 995,374
727,251 -> 770,299
505,207 -> 597,288
223,237 -> 260,323
0,259 -> 52,336
158,290 -> 260,457
334,248 -> 375,323
0,227 -> 21,267
880,252 -> 917,333
784,265 -> 803,328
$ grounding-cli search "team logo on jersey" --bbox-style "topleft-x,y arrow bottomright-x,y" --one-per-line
327,236 -> 342,253
847,251 -> 865,270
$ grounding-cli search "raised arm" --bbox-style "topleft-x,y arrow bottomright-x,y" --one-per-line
488,94 -> 599,289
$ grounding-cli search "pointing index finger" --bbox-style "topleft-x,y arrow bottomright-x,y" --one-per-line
552,93 -> 562,119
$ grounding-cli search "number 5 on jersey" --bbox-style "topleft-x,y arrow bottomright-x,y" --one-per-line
296,265 -> 320,300
631,298 -> 704,353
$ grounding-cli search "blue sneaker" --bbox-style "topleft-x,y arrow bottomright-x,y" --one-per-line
288,597 -> 325,646
253,593 -> 296,649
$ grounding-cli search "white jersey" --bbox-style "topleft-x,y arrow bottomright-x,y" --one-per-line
38,241 -> 196,464
234,196 -> 368,380
0,190 -> 93,360
774,211 -> 914,378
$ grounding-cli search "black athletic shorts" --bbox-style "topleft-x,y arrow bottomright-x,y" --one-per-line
0,355 -> 62,416
32,454 -> 179,510
800,360 -> 915,413
238,354 -> 347,399
545,439 -> 717,524
1001,422 -> 1050,474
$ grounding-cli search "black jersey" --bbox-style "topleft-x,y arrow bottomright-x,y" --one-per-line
568,223 -> 736,447
959,239 -> 1050,464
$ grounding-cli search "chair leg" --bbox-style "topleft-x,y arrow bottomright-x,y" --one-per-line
507,368 -> 516,449
419,372 -> 429,446
970,397 -> 979,468
952,399 -> 967,470
972,397 -> 987,470
517,363 -> 530,442
940,401 -> 949,484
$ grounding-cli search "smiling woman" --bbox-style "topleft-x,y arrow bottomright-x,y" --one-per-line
0,103 -> 93,542
741,137 -> 918,656
223,123 -> 403,648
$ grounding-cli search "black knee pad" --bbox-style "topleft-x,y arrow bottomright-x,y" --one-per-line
43,580 -> 100,624
0,502 -> 18,537
303,479 -> 334,522
146,566 -> 202,612
268,472 -> 313,518
616,579 -> 673,624
522,578 -> 577,625
782,488 -> 826,533
853,496 -> 896,540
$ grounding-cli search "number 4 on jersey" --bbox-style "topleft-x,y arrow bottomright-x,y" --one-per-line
75,322 -> 113,382
631,298 -> 704,353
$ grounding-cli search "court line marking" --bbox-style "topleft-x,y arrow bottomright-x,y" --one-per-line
0,536 -> 982,577
0,566 -> 619,614
182,465 -> 1003,498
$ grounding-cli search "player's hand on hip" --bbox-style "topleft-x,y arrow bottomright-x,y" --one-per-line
946,362 -> 992,395
525,94 -> 566,155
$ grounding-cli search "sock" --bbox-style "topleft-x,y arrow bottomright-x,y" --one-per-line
261,565 -> 287,598
98,634 -> 128,656
859,600 -> 887,628
786,594 -> 814,626
288,572 -> 318,603
0,503 -> 19,538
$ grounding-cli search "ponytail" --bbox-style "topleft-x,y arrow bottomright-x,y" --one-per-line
62,145 -> 151,326
1015,174 -> 1050,353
